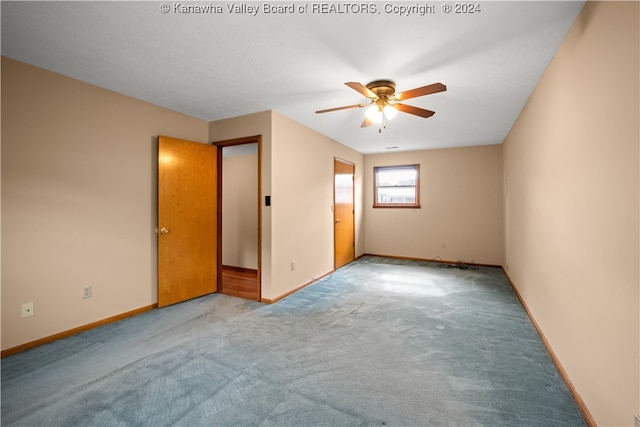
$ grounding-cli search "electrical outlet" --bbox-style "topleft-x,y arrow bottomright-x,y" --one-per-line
21,302 -> 34,318
291,260 -> 296,271
441,242 -> 446,249
82,286 -> 92,299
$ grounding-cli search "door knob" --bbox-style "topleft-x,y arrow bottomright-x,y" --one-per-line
160,227 -> 169,234
335,218 -> 341,223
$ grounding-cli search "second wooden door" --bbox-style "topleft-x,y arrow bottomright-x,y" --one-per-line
334,158 -> 355,269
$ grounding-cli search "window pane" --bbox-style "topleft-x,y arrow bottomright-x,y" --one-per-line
335,173 -> 352,204
376,168 -> 416,187
374,164 -> 420,208
377,186 -> 416,204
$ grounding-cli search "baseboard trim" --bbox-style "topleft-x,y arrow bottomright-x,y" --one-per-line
362,253 -> 502,269
222,265 -> 258,274
1,304 -> 157,358
501,268 -> 597,427
261,269 -> 334,304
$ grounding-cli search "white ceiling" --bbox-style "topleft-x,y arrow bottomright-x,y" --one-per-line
1,1 -> 584,154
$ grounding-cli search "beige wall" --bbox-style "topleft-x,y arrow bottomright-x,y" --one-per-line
270,111 -> 364,300
503,2 -> 639,425
209,111 -> 273,298
222,149 -> 259,269
364,145 -> 503,265
1,57 -> 210,350
4,7 -> 638,422
211,111 -> 364,301
3,65 -> 363,346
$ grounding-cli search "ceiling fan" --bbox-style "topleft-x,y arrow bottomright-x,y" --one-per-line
316,80 -> 446,132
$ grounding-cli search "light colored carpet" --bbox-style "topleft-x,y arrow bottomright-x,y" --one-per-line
1,256 -> 586,426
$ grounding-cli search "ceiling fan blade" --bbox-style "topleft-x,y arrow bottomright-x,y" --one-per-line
394,103 -> 436,118
361,117 -> 373,128
345,82 -> 377,99
394,83 -> 446,101
315,103 -> 367,114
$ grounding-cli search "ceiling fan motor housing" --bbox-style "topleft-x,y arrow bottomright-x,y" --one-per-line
366,80 -> 396,98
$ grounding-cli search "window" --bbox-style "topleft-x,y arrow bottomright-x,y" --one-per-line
373,164 -> 420,208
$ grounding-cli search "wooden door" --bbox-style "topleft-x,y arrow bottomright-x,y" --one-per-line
334,158 -> 355,269
158,136 -> 217,307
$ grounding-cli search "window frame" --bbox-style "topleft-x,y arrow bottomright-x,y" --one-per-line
373,164 -> 421,209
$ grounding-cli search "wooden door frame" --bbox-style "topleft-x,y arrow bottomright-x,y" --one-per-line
212,135 -> 262,302
333,157 -> 356,269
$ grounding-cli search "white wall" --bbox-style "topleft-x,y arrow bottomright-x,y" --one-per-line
1,57 -> 210,350
364,145 -> 503,265
502,2 -> 639,425
222,147 -> 259,270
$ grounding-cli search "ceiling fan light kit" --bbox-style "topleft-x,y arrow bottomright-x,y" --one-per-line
365,105 -> 384,124
383,104 -> 398,120
316,79 -> 446,132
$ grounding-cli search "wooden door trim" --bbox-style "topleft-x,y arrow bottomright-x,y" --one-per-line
334,157 -> 356,270
212,135 -> 262,302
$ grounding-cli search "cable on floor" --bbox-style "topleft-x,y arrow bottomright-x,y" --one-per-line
439,260 -> 479,270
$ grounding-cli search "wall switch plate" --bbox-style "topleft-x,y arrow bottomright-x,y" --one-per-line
291,260 -> 296,271
21,302 -> 34,318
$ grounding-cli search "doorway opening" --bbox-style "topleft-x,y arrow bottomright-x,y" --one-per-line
213,136 -> 262,301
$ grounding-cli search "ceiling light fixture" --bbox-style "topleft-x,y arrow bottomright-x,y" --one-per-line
366,101 -> 398,124
365,105 -> 383,124
383,104 -> 397,120
365,96 -> 398,132
316,79 -> 446,134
